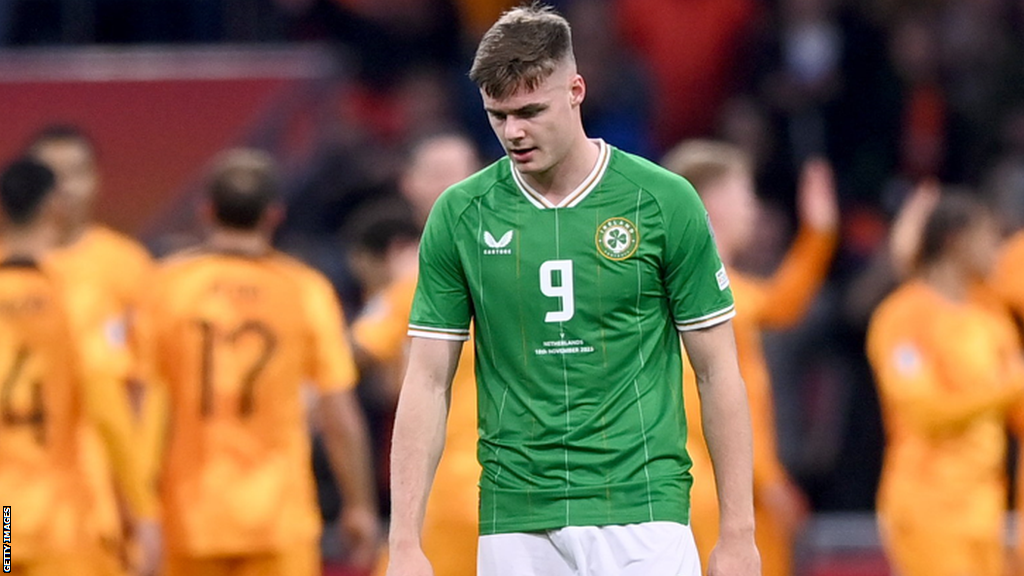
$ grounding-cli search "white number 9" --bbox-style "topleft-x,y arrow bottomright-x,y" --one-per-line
539,259 -> 574,323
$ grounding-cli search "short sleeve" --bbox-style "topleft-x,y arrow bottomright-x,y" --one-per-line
408,194 -> 472,341
303,272 -> 358,393
661,179 -> 735,331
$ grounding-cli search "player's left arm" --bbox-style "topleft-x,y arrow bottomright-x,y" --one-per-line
682,322 -> 760,576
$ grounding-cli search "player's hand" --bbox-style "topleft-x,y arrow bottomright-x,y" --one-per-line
890,180 -> 940,277
341,505 -> 382,572
797,158 -> 838,232
132,519 -> 162,576
707,532 -> 760,576
760,480 -> 810,535
385,545 -> 434,576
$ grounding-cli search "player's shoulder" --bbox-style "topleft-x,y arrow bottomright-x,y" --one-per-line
87,225 -> 152,261
607,147 -> 702,211
995,230 -> 1024,278
870,281 -> 936,335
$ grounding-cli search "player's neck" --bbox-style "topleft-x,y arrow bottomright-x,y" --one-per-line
921,260 -> 970,302
521,136 -> 601,203
206,228 -> 271,257
2,227 -> 55,261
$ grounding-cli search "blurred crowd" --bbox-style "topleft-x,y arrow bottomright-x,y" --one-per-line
4,0 -> 1024,552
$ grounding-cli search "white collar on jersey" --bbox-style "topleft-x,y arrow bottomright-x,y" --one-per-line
510,139 -> 611,209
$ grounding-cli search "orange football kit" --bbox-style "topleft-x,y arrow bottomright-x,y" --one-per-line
867,280 -> 1024,576
138,250 -> 358,576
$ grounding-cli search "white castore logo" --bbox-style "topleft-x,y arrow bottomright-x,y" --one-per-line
483,230 -> 513,255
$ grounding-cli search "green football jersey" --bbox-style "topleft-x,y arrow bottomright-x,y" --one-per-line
409,140 -> 735,535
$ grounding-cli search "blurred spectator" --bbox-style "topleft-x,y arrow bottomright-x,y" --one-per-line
568,0 -> 653,157
617,0 -> 760,149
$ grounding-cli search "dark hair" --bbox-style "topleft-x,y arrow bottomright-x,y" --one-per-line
28,124 -> 96,158
916,191 -> 991,268
350,211 -> 421,258
0,158 -> 57,225
206,149 -> 279,230
469,3 -> 574,99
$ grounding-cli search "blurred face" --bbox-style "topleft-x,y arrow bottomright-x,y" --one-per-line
954,212 -> 1001,279
32,139 -> 97,229
481,61 -> 586,178
401,137 -> 479,219
700,170 -> 759,260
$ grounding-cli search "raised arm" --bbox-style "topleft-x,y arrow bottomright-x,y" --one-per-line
681,321 -> 760,576
757,159 -> 838,328
387,336 -> 464,576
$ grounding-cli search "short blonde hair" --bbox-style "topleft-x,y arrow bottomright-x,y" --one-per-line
661,140 -> 752,195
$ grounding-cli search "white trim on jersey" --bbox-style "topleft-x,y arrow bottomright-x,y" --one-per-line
407,324 -> 471,341
510,139 -> 611,209
675,305 -> 736,332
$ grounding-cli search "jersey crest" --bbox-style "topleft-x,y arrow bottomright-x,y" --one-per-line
595,217 -> 639,261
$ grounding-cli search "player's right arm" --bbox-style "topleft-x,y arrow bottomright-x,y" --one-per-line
388,187 -> 471,576
387,337 -> 463,576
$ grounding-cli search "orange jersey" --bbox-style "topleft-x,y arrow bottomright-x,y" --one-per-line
138,249 -> 358,556
356,273 -> 478,576
45,225 -> 153,550
868,281 -> 1024,537
991,230 -> 1024,319
0,259 -> 89,562
684,226 -> 835,575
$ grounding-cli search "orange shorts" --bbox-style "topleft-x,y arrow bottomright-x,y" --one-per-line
162,545 -> 320,576
10,553 -> 97,576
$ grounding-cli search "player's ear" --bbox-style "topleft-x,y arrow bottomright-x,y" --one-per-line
569,74 -> 586,108
262,203 -> 285,233
198,200 -> 216,228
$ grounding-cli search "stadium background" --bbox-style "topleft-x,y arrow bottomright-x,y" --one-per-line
3,0 -> 1024,574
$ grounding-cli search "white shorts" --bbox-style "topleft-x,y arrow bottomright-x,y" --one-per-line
477,521 -> 701,576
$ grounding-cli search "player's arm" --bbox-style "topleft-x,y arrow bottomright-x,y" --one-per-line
387,337 -> 463,574
77,342 -> 161,576
317,388 -> 380,570
757,159 -> 838,328
682,322 -> 760,576
302,270 -> 381,570
867,321 -> 1023,432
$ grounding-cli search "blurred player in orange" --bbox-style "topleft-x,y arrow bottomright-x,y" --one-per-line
868,192 -> 1024,576
663,141 -> 837,576
0,158 -> 159,576
138,149 -> 380,576
27,125 -> 155,575
360,133 -> 480,576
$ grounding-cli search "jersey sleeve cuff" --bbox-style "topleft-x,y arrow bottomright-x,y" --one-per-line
675,305 -> 736,332
407,323 -> 471,342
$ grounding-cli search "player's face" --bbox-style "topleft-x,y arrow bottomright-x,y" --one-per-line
402,136 -> 479,215
33,139 -> 97,226
481,64 -> 585,177
702,171 -> 758,257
